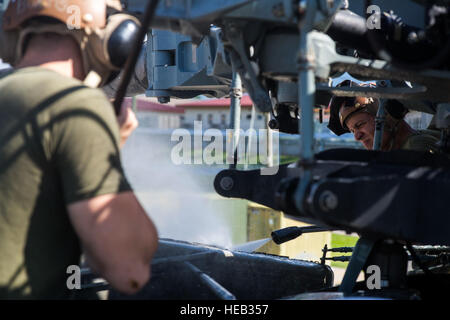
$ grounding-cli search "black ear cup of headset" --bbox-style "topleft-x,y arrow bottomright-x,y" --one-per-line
107,18 -> 140,69
101,14 -> 141,85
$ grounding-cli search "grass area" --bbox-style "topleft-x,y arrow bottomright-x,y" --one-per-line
280,155 -> 299,165
182,149 -> 298,168
330,233 -> 359,268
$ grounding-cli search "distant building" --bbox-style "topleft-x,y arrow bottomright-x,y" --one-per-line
176,95 -> 267,131
124,97 -> 184,130
127,95 -> 267,131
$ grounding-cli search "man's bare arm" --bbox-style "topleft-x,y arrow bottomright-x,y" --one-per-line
117,103 -> 139,148
67,192 -> 158,295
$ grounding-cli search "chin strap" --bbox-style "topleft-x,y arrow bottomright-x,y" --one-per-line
384,119 -> 409,151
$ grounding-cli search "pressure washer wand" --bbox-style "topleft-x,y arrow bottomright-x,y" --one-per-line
271,226 -> 335,245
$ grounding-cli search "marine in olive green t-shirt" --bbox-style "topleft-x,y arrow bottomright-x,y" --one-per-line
0,67 -> 132,299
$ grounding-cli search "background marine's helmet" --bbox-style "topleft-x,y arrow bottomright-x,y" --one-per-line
327,80 -> 408,136
338,96 -> 379,131
0,0 -> 141,87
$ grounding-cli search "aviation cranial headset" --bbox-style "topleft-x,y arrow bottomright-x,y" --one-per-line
0,0 -> 141,87
327,80 -> 408,136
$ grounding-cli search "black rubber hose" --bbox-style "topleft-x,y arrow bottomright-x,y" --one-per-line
364,0 -> 450,70
326,9 -> 374,57
114,0 -> 160,115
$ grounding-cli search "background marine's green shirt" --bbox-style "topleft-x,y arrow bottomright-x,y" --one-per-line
401,130 -> 440,153
0,67 -> 131,299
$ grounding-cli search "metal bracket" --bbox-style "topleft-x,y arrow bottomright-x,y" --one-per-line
224,23 -> 273,112
339,237 -> 376,295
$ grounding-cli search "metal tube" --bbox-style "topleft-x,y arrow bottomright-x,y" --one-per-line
245,104 -> 256,169
373,100 -> 386,150
266,112 -> 273,168
229,63 -> 242,169
184,262 -> 237,300
294,0 -> 317,213
298,63 -> 316,162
